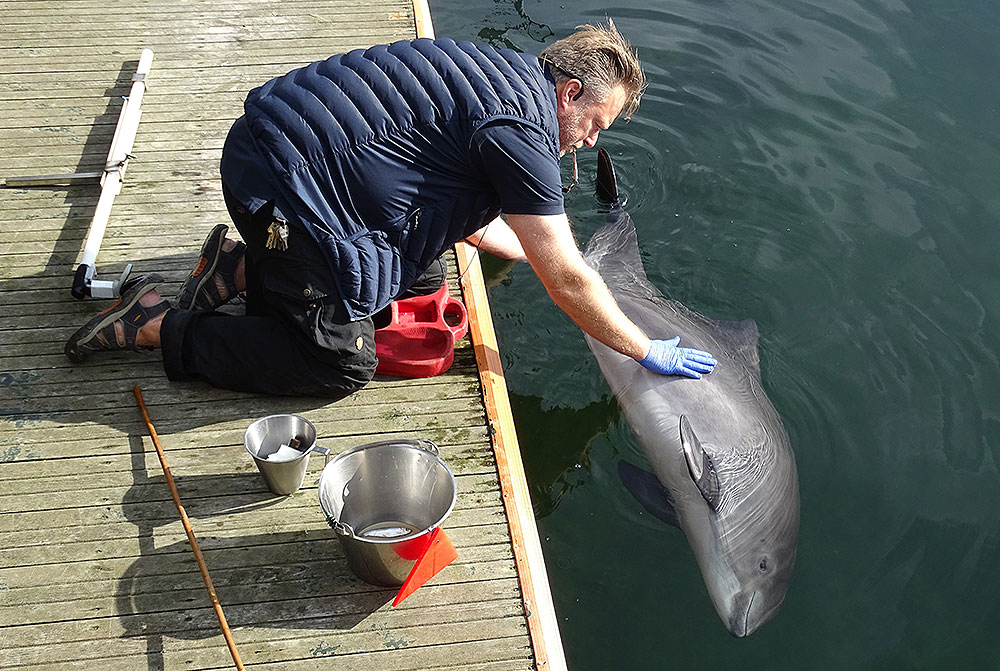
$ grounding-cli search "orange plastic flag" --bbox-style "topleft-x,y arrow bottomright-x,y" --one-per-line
392,527 -> 458,606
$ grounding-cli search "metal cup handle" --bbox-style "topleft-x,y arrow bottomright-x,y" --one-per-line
312,444 -> 331,465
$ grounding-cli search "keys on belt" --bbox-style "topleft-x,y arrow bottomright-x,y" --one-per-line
265,219 -> 289,251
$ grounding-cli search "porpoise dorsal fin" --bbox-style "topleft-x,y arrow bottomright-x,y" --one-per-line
679,415 -> 721,510
618,460 -> 679,527
596,148 -> 619,203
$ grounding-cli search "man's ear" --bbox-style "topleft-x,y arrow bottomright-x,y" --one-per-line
557,79 -> 584,108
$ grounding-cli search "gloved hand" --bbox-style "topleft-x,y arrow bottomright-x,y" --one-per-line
639,337 -> 718,379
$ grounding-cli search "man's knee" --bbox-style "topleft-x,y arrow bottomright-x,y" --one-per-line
309,358 -> 376,399
297,318 -> 378,399
403,255 -> 447,298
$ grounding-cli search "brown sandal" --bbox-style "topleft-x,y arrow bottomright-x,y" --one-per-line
177,224 -> 245,311
65,274 -> 170,363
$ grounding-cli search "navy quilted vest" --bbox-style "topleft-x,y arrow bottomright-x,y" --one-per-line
241,38 -> 559,320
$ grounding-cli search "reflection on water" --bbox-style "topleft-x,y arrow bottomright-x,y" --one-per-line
477,0 -> 553,47
435,0 -> 1000,667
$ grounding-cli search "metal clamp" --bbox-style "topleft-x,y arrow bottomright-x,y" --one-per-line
73,262 -> 134,299
413,439 -> 440,456
327,515 -> 355,538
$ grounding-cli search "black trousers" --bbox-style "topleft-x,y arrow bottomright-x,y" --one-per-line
160,185 -> 445,398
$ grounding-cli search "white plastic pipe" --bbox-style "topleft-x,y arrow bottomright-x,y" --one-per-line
77,49 -> 154,289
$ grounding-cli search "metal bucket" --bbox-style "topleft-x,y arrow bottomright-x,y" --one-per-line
244,414 -> 330,495
318,439 -> 457,586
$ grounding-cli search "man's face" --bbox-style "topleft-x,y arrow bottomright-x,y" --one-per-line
556,83 -> 628,157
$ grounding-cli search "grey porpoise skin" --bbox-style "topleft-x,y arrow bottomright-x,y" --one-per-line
583,150 -> 800,637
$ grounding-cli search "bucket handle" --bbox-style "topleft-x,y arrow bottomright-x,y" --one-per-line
346,438 -> 439,456
320,440 -> 438,539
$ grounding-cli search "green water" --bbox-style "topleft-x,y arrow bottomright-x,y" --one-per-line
431,1 -> 1000,668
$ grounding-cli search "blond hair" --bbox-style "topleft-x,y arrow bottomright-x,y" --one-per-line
540,19 -> 645,118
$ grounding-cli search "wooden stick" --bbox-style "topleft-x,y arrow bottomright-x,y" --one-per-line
133,386 -> 245,671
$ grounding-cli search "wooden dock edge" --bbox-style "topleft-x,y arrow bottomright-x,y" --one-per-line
412,7 -> 568,668
452,238 -> 569,671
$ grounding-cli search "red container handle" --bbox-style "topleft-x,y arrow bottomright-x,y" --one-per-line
443,297 -> 468,340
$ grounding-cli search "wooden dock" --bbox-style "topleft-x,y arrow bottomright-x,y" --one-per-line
0,1 -> 566,669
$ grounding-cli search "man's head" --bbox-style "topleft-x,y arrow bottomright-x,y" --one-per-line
540,20 -> 645,156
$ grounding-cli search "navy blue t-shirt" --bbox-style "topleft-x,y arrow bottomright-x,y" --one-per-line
470,119 -> 565,216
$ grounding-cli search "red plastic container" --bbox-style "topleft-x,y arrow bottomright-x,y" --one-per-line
374,285 -> 469,378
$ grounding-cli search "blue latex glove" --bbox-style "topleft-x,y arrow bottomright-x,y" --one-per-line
639,337 -> 718,379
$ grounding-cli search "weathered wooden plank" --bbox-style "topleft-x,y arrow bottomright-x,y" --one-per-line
0,399 -> 481,445
0,373 -> 483,412
0,443 -> 490,491
0,387 -> 484,434
0,370 -> 482,414
0,118 -> 236,142
0,23 -> 415,48
2,601 -> 531,669
0,8 -> 410,28
0,393 -> 486,436
0,59 -> 411,95
0,543 -> 515,623
0,470 -> 505,522
0,467 -> 503,518
0,183 -> 228,206
0,419 -> 489,476
0,32 -> 414,61
0,548 -> 516,621
0,577 -> 527,650
0,147 -> 218,175
0,8 -> 412,27
3,621 -> 533,671
0,409 -> 487,465
2,566 -> 521,632
1,425 -> 491,484
0,375 -> 479,416
0,445 -> 500,497
0,0 -> 410,19
0,23 -> 412,43
0,352 -> 470,399
0,523 -> 512,591
0,462 -> 502,518
0,490 -> 507,554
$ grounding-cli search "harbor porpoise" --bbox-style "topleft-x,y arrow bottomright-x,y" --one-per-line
583,149 -> 800,637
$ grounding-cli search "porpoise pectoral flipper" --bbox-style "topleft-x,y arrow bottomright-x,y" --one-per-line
679,415 -> 721,511
618,460 -> 680,527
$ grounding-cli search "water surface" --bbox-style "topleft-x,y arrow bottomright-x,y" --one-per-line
431,1 -> 1000,667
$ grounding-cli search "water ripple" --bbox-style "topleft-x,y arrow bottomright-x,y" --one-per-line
441,0 -> 1000,661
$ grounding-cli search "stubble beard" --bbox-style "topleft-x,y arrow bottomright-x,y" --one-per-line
558,105 -> 587,157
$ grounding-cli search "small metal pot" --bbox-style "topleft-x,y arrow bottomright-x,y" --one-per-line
244,414 -> 329,496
